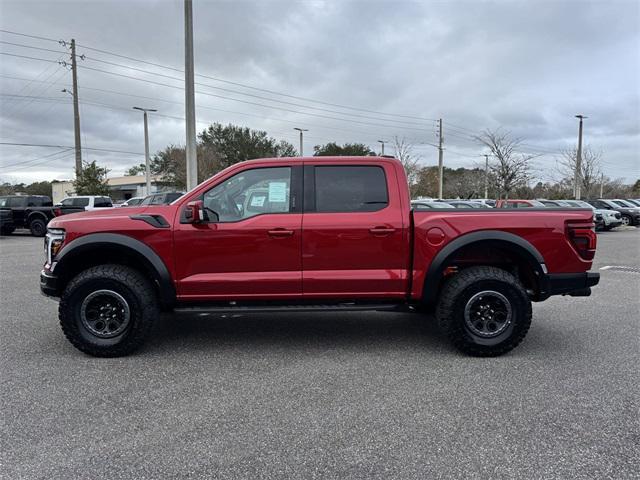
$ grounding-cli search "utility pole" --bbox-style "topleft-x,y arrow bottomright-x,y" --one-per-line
184,0 -> 198,190
294,127 -> 308,156
484,154 -> 490,199
377,139 -> 386,156
437,118 -> 444,199
133,107 -> 157,195
599,173 -> 604,198
70,39 -> 82,176
574,114 -> 587,199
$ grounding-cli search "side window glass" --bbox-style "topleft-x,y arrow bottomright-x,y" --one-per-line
8,197 -> 26,207
314,166 -> 388,213
73,198 -> 90,207
203,167 -> 291,222
61,198 -> 73,206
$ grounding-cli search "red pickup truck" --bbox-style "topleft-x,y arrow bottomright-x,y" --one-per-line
41,156 -> 599,357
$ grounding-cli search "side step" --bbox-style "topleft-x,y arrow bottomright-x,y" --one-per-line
174,301 -> 409,314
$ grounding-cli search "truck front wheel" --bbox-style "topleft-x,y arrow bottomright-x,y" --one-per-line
59,264 -> 158,357
436,266 -> 532,356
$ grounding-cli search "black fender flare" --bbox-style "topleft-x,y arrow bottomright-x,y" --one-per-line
26,210 -> 49,225
54,233 -> 176,307
422,230 -> 547,305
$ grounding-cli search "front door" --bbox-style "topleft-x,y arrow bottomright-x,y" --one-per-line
174,165 -> 303,301
301,162 -> 408,299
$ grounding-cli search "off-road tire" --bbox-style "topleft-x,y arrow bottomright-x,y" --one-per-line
59,264 -> 158,357
29,217 -> 46,237
436,266 -> 532,356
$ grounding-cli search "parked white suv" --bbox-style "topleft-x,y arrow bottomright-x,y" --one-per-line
57,196 -> 113,211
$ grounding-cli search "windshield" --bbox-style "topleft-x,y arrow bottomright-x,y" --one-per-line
613,200 -> 633,208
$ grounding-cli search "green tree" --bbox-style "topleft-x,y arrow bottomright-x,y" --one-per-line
24,181 -> 52,196
126,164 -> 146,176
73,161 -> 110,195
313,142 -> 375,156
199,123 -> 296,170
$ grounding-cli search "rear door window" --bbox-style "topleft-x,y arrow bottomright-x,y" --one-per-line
312,165 -> 388,213
72,198 -> 90,207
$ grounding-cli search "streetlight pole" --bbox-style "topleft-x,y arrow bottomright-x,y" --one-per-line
184,0 -> 198,190
377,140 -> 386,156
294,127 -> 308,156
574,114 -> 587,199
133,107 -> 157,195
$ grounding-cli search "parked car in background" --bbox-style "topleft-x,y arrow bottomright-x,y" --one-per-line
447,200 -> 491,209
586,199 -> 640,226
56,195 -> 113,211
624,199 -> 640,207
139,192 -> 184,206
0,195 -> 55,236
411,200 -> 455,209
538,199 -> 573,207
563,200 -> 622,231
120,196 -> 145,207
468,199 -> 496,208
495,199 -> 547,208
610,199 -> 638,208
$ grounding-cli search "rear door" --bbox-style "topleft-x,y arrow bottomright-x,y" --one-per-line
301,162 -> 407,298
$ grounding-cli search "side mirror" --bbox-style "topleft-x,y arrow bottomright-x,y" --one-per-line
185,200 -> 205,223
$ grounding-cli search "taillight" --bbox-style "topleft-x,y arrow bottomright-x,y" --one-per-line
567,222 -> 597,260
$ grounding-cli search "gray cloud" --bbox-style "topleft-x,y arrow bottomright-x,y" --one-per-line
1,0 -> 638,184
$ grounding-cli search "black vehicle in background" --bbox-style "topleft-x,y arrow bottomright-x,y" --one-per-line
139,192 -> 184,205
0,195 -> 55,236
587,199 -> 640,227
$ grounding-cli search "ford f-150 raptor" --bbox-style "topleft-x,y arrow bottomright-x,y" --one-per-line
40,156 -> 599,357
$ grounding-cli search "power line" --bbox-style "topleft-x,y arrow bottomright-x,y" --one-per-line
0,29 -> 59,43
0,151 -> 76,172
80,55 -> 436,128
0,142 -> 144,156
78,64 -> 434,133
0,51 -> 59,63
74,42 -> 438,122
0,147 -> 73,169
0,40 -> 67,55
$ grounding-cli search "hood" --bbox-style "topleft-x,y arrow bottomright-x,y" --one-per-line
49,204 -> 177,230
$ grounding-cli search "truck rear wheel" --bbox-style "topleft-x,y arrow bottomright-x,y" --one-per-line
436,266 -> 532,356
29,218 -> 46,237
59,264 -> 158,357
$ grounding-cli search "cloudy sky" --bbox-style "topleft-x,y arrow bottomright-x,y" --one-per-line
1,0 -> 638,185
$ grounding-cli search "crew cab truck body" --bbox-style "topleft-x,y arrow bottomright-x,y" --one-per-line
40,156 -> 599,357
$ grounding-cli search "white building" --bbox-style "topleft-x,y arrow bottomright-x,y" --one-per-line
51,175 -> 170,204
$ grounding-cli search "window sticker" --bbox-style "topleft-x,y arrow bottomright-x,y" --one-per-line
250,195 -> 266,207
268,182 -> 287,203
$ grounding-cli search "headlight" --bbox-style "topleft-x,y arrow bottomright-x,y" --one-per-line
45,228 -> 65,266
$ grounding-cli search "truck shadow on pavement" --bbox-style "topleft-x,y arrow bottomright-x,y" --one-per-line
148,311 -> 449,354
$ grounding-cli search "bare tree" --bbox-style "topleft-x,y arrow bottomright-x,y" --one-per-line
393,136 -> 421,198
556,146 -> 602,198
475,129 -> 536,199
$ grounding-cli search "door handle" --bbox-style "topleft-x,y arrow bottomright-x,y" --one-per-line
369,226 -> 396,236
268,228 -> 294,237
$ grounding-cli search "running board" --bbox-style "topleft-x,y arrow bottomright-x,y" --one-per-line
174,301 -> 409,314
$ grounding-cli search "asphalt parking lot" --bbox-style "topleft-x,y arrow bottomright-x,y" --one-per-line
1,228 -> 638,479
